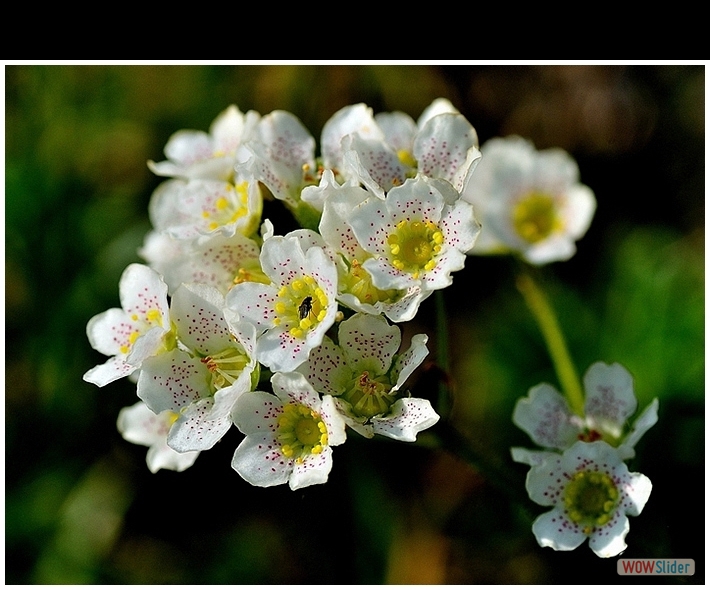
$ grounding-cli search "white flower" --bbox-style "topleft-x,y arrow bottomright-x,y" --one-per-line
317,170 -> 430,322
240,109 -> 318,209
297,313 -> 436,441
224,230 -> 338,372
148,105 -> 260,181
117,401 -> 199,473
462,135 -> 596,265
341,98 -> 481,198
522,440 -> 652,558
512,362 -> 659,461
137,283 -> 258,452
231,372 -> 347,490
346,175 -> 480,294
147,174 -> 262,241
83,264 -> 172,387
139,230 -> 266,296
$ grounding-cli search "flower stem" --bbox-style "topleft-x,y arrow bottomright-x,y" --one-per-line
516,272 -> 585,416
434,291 -> 452,419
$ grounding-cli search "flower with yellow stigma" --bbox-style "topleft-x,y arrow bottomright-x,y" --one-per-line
117,401 -> 200,473
521,440 -> 652,558
148,173 -> 263,241
225,230 -> 338,372
297,313 -> 437,441
317,174 -> 429,322
347,175 -> 480,294
231,372 -> 346,491
462,135 -> 596,265
84,263 -> 172,387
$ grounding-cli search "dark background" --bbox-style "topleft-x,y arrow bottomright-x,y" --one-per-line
5,63 -> 705,584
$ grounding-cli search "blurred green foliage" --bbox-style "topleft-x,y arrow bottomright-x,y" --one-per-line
5,64 -> 705,584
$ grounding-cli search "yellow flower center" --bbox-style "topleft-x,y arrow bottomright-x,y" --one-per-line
387,219 -> 444,279
563,470 -> 620,535
273,276 -> 329,339
277,403 -> 328,462
342,259 -> 399,305
201,181 -> 251,232
231,259 -> 271,287
341,370 -> 397,419
511,192 -> 563,243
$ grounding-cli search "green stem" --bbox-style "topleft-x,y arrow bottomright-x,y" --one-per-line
516,272 -> 585,416
434,291 -> 452,419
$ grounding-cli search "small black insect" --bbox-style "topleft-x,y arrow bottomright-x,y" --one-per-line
298,296 -> 314,320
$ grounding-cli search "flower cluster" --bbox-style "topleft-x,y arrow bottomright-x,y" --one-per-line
511,362 -> 657,557
85,98 -> 658,559
85,100 -> 482,490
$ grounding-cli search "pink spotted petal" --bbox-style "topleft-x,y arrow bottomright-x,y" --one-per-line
168,397 -> 232,452
289,446 -> 334,490
341,134 -> 408,198
137,349 -> 211,414
413,113 -> 481,193
583,362 -> 638,437
372,398 -> 440,442
170,283 -> 232,355
391,333 -> 429,389
225,282 -> 278,332
532,507 -> 587,552
119,263 -> 170,322
338,313 -> 400,376
513,383 -> 579,450
231,431 -> 292,488
297,336 -> 350,397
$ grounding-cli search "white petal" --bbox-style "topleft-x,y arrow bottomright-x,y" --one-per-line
341,134 -> 408,197
532,507 -> 587,552
372,398 -> 439,442
512,383 -> 579,450
391,333 -> 429,389
145,443 -> 200,474
168,397 -> 232,452
583,362 -> 638,438
374,111 -> 417,153
510,447 -> 560,466
413,113 -> 481,192
588,514 -> 630,558
319,395 -> 347,447
296,336 -> 350,397
118,263 -> 170,321
86,307 -> 134,357
289,447 -> 334,490
231,432 -> 291,488
170,283 -> 232,354
618,470 -> 653,517
256,327 -> 311,373
320,103 -> 383,170
618,398 -> 659,459
117,401 -> 168,447
83,354 -> 135,387
231,390 -> 281,435
137,349 -> 210,414
338,313 -> 401,376
271,372 -> 321,408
